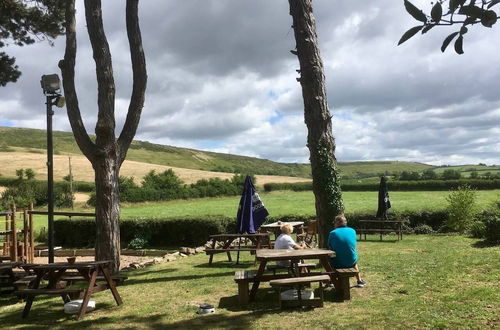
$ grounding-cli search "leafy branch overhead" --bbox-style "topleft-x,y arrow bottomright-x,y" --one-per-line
398,0 -> 500,54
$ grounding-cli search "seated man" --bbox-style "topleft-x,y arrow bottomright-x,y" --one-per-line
328,214 -> 366,287
274,223 -> 304,266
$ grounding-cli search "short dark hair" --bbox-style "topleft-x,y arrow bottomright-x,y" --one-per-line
334,214 -> 347,226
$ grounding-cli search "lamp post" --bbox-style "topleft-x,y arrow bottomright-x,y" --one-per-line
40,74 -> 65,263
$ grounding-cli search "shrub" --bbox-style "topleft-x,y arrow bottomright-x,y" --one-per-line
469,221 -> 486,238
484,216 -> 500,243
445,184 -> 477,234
413,224 -> 435,235
127,237 -> 149,249
35,227 -> 48,244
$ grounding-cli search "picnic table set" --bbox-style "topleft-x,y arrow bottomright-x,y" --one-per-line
0,259 -> 125,319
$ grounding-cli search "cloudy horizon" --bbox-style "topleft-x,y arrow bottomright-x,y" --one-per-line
0,0 -> 499,166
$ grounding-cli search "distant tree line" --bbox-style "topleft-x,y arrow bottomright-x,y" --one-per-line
87,170 -> 253,205
392,169 -> 500,181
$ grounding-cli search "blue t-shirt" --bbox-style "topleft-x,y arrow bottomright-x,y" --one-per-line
328,226 -> 358,268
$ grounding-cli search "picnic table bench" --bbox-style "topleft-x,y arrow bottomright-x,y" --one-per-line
16,260 -> 123,319
358,220 -> 403,241
206,233 -> 271,265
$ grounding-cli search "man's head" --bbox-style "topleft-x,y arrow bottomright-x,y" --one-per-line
334,214 -> 347,228
280,223 -> 293,235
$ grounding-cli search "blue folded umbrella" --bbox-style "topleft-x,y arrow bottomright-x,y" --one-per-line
236,175 -> 269,234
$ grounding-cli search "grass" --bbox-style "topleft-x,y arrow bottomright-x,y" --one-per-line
0,235 -> 498,328
118,190 -> 500,219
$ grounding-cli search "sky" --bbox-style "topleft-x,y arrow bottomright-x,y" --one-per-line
0,0 -> 499,166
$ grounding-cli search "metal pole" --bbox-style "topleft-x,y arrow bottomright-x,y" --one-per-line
46,95 -> 55,263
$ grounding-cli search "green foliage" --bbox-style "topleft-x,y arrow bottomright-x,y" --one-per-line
127,237 -> 149,250
0,0 -> 65,86
15,169 -> 24,180
314,142 -> 344,216
469,221 -> 486,238
446,184 -> 477,233
400,0 -> 500,54
264,179 -> 500,192
412,224 -> 435,235
25,168 -> 35,180
0,180 -> 73,208
473,201 -> 500,242
35,226 -> 48,244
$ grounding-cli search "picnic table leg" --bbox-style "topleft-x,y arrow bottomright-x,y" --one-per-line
77,269 -> 98,320
249,260 -> 267,301
21,270 -> 44,318
100,266 -> 123,306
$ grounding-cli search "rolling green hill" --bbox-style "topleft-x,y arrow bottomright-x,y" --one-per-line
0,126 -> 432,179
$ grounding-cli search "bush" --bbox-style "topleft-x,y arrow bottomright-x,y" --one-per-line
0,180 -> 73,208
469,221 -> 486,238
484,216 -> 500,243
445,184 -> 477,234
35,227 -> 48,244
413,224 -> 435,235
127,237 -> 149,250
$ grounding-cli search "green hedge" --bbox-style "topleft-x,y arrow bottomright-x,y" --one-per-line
264,179 -> 500,192
53,211 -> 450,248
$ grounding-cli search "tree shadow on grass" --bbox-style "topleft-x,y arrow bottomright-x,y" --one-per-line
472,240 -> 499,248
194,261 -> 255,269
125,271 -> 235,286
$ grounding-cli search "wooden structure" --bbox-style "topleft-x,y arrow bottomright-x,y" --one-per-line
17,260 -> 122,319
358,220 -> 404,241
270,274 -> 330,308
205,233 -> 271,265
248,249 -> 337,302
0,205 -> 35,263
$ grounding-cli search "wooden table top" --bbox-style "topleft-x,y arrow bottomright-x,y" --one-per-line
209,233 -> 270,239
22,260 -> 111,271
261,221 -> 304,228
0,262 -> 22,270
256,248 -> 334,261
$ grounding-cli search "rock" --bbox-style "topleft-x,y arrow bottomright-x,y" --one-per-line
129,262 -> 142,269
179,253 -> 187,258
180,247 -> 197,255
195,247 -> 205,253
152,257 -> 162,264
163,254 -> 177,262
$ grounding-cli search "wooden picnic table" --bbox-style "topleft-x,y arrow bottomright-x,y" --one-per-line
249,248 -> 335,302
0,262 -> 22,293
206,233 -> 271,265
260,221 -> 304,239
18,260 -> 122,319
358,220 -> 403,240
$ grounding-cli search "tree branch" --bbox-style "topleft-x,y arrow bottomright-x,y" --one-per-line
84,0 -> 116,150
117,0 -> 147,165
59,0 -> 96,161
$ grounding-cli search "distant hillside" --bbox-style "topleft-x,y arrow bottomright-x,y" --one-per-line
0,126 -> 432,180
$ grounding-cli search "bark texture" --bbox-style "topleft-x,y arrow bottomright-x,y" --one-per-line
59,0 -> 147,272
289,0 -> 344,247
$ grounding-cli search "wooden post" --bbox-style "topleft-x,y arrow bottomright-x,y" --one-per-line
11,205 -> 18,261
29,204 -> 34,262
23,208 -> 28,262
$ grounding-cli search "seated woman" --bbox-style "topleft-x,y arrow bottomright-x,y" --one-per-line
274,223 -> 305,267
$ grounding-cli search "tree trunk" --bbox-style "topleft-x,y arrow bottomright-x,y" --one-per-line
289,0 -> 344,247
59,0 -> 147,273
94,156 -> 121,272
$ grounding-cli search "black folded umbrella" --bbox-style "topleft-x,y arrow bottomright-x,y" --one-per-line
376,176 -> 391,220
236,175 -> 269,234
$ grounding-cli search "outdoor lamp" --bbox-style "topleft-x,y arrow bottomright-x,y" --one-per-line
40,74 -> 61,94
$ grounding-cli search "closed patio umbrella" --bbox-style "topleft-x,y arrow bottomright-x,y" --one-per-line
236,175 -> 269,234
376,176 -> 391,219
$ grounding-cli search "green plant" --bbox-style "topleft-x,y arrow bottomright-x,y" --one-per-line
445,184 -> 477,234
469,221 -> 486,239
127,237 -> 148,250
413,224 -> 435,235
35,227 -> 48,244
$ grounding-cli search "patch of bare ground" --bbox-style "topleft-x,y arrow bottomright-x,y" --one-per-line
0,151 -> 310,185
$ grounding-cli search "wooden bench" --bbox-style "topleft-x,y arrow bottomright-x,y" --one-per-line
334,267 -> 359,300
60,274 -> 128,286
234,270 -> 256,304
358,220 -> 403,241
269,275 -> 331,308
13,275 -> 37,291
266,262 -> 316,275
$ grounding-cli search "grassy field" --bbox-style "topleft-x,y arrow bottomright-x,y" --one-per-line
0,126 -> 434,180
0,235 -> 498,329
118,190 -> 500,219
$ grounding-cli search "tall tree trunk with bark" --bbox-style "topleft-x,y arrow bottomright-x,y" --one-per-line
288,0 -> 344,248
59,0 -> 147,272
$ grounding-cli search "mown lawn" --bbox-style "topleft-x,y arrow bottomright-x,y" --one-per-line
0,235 -> 498,329
118,190 -> 500,219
